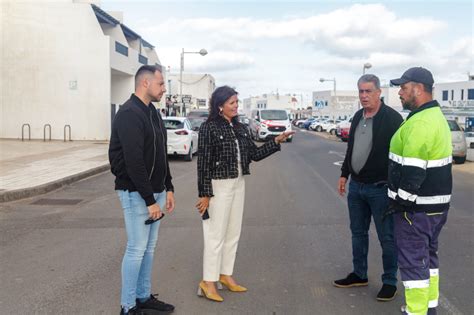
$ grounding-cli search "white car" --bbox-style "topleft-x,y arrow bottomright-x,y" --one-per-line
311,119 -> 340,134
163,117 -> 198,161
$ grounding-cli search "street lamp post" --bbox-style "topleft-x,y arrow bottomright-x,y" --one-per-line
363,62 -> 372,75
179,48 -> 208,116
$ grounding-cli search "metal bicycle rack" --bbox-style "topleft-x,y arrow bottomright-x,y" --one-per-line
64,125 -> 72,142
43,124 -> 51,141
22,124 -> 31,141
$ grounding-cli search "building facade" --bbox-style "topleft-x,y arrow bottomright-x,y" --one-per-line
1,0 -> 162,140
165,73 -> 215,115
434,78 -> 474,126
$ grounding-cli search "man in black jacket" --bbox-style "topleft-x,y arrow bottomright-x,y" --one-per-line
333,74 -> 403,302
109,65 -> 175,315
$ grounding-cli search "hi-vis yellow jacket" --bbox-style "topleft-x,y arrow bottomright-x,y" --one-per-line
388,101 -> 452,213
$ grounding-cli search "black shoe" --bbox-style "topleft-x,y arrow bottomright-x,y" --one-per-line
136,294 -> 175,313
377,284 -> 397,301
333,272 -> 368,288
120,306 -> 143,315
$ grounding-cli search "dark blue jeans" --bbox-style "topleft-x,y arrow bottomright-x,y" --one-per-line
347,179 -> 398,285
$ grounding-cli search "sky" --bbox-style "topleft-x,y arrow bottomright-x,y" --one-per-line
101,0 -> 473,104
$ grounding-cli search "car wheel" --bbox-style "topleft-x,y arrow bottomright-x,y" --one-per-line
316,126 -> 322,132
330,129 -> 336,135
184,144 -> 193,161
286,137 -> 292,143
453,156 -> 466,164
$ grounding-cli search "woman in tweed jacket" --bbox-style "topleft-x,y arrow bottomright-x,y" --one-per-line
195,86 -> 294,302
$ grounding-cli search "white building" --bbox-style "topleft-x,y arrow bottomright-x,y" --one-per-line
165,73 -> 216,115
1,0 -> 162,140
242,93 -> 298,117
434,77 -> 474,126
312,90 -> 359,120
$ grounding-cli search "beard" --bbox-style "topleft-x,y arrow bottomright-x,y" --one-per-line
401,97 -> 415,111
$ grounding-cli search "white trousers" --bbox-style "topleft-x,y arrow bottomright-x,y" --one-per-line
202,170 -> 245,281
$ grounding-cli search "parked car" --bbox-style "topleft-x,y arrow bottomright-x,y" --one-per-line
295,118 -> 308,128
447,119 -> 467,164
187,109 -> 209,132
249,109 -> 293,142
311,119 -> 341,134
163,117 -> 199,161
302,117 -> 318,129
238,114 -> 250,125
336,118 -> 352,137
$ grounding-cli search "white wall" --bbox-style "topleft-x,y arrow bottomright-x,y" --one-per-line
111,71 -> 133,105
1,1 -> 111,140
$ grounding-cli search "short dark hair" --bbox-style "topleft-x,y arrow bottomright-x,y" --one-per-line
135,65 -> 162,88
208,86 -> 239,124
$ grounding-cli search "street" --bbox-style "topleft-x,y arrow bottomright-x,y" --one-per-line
0,129 -> 472,314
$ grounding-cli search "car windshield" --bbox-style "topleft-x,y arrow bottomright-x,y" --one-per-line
187,111 -> 209,118
164,120 -> 184,130
261,110 -> 288,120
447,120 -> 461,131
188,117 -> 205,129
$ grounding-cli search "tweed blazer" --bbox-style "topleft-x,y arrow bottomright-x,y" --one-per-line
197,117 -> 280,197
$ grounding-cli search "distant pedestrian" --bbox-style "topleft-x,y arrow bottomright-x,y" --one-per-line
195,86 -> 294,302
109,65 -> 175,315
334,74 -> 403,301
389,67 -> 452,315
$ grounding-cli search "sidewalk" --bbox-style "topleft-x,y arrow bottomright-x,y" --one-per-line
0,139 -> 109,202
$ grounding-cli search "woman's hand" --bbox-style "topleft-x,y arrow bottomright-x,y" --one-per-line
274,131 -> 296,144
195,197 -> 210,216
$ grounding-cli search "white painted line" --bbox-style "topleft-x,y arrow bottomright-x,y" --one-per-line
333,161 -> 343,166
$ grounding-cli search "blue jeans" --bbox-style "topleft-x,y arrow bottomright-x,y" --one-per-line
117,190 -> 166,310
347,179 -> 398,285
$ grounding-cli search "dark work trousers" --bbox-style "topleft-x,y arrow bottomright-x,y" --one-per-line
394,211 -> 448,315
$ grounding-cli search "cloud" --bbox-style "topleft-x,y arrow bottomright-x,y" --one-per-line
129,3 -> 470,94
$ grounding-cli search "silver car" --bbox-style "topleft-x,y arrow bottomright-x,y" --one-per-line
447,120 -> 467,164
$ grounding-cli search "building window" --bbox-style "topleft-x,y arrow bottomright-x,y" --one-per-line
468,89 -> 474,100
442,90 -> 448,101
461,89 -> 464,100
451,90 -> 454,100
115,41 -> 128,56
139,54 -> 148,65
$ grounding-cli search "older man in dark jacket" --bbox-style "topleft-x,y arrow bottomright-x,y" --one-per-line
334,74 -> 403,302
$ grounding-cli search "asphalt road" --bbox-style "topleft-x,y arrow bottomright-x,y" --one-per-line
1,129 -> 472,315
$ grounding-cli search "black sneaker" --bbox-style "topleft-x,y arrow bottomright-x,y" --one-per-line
136,294 -> 175,313
333,272 -> 368,288
120,306 -> 143,315
377,284 -> 397,301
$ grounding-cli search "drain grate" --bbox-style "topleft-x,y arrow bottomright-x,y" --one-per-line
31,198 -> 83,205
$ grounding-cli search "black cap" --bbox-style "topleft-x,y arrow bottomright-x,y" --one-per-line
390,67 -> 434,86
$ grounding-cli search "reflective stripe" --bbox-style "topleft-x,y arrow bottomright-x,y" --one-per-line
398,188 -> 418,202
428,299 -> 439,308
427,156 -> 452,168
388,189 -> 397,200
403,157 -> 427,169
403,279 -> 430,289
389,152 -> 403,164
416,195 -> 451,205
430,269 -> 439,276
389,152 -> 451,169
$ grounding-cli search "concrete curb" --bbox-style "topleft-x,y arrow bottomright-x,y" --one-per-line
0,164 -> 110,203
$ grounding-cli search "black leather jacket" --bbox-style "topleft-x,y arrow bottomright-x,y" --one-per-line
197,116 -> 280,197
